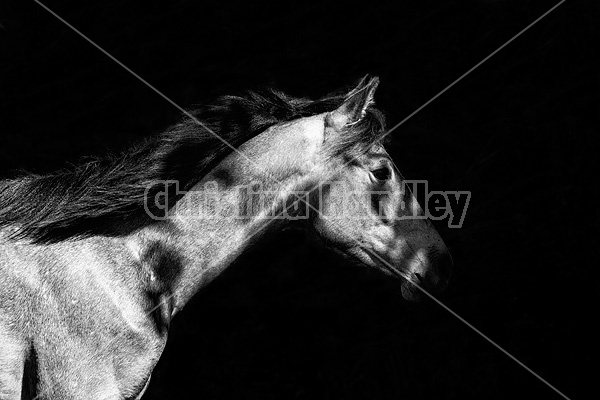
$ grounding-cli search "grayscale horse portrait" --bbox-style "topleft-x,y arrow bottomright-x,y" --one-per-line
0,76 -> 452,399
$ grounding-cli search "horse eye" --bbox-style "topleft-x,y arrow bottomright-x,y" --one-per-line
371,166 -> 392,181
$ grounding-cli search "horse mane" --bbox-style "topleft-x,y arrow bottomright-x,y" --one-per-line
0,85 -> 385,244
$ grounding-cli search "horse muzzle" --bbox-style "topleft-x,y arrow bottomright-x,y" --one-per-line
400,249 -> 453,302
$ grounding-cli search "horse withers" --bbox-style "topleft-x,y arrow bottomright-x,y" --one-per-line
0,76 -> 451,399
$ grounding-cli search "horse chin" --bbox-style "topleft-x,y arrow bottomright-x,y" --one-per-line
343,247 -> 426,302
401,280 -> 425,302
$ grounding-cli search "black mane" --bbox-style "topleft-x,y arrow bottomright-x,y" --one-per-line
0,86 -> 385,243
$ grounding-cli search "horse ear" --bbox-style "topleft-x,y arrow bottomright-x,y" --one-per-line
326,75 -> 380,131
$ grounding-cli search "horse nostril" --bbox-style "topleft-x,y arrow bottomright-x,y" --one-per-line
415,272 -> 425,284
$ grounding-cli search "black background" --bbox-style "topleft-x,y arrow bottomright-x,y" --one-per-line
1,1 -> 598,399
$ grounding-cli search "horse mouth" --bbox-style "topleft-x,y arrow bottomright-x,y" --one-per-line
356,248 -> 425,302
373,256 -> 432,302
344,246 -> 429,302
400,274 -> 426,302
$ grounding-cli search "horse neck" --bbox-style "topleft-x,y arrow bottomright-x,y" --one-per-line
128,115 -> 327,313
132,171 -> 312,314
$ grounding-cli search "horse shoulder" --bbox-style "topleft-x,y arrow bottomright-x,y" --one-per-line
0,317 -> 27,399
0,237 -> 167,399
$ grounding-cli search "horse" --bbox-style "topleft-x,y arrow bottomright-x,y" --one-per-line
0,75 -> 452,399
